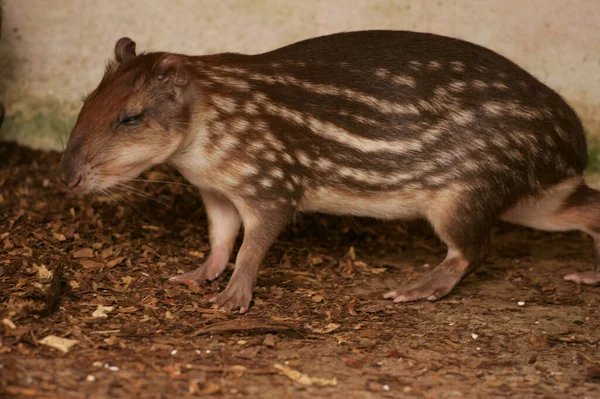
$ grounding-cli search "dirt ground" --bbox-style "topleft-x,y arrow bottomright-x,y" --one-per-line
1,142 -> 599,399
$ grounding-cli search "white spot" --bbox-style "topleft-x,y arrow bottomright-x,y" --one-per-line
264,151 -> 277,162
450,61 -> 465,72
315,157 -> 334,170
471,333 -> 479,340
338,167 -> 354,177
208,75 -> 250,91
211,66 -> 248,75
238,163 -> 259,176
391,75 -> 417,88
260,178 -> 273,188
517,301 -> 525,306
482,101 -> 504,116
220,135 -> 239,150
270,168 -> 284,179
448,80 -> 467,92
450,109 -> 475,126
264,132 -> 286,151
427,61 -> 442,71
243,102 -> 259,115
248,140 -> 266,152
492,82 -> 509,90
86,375 -> 95,382
408,60 -> 422,70
231,117 -> 250,132
374,68 -> 390,78
472,80 -> 489,90
282,153 -> 295,164
221,174 -> 240,187
296,151 -> 312,167
252,92 -> 268,104
211,95 -> 237,113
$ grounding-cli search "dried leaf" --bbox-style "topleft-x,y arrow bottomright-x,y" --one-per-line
53,232 -> 66,242
35,263 -> 53,279
80,260 -> 104,269
263,334 -> 276,348
39,335 -> 79,353
188,251 -> 205,259
107,256 -> 126,268
189,380 -> 221,395
311,295 -> 324,303
2,318 -> 16,329
307,323 -> 340,334
274,364 -> 337,387
92,305 -> 114,319
73,248 -> 94,258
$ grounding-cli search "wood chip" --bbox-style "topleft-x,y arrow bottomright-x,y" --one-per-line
274,364 -> 337,387
73,248 -> 94,258
39,335 -> 79,353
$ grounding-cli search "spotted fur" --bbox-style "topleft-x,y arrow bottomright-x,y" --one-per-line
56,31 -> 600,313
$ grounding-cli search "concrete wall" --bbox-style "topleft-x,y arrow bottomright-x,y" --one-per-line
1,0 -> 599,151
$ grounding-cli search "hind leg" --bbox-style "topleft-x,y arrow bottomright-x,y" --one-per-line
556,184 -> 600,285
501,178 -> 600,286
385,196 -> 492,302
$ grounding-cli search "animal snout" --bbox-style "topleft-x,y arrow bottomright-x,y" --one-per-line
57,167 -> 84,190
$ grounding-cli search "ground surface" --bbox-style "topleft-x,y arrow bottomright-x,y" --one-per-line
1,142 -> 599,399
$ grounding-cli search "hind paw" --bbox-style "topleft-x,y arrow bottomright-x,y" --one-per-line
563,270 -> 600,286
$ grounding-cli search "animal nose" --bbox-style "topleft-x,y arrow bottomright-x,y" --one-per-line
57,170 -> 84,189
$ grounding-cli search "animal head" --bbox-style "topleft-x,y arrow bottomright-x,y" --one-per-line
56,37 -> 194,193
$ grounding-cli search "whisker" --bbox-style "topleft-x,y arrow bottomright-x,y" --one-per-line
90,155 -> 122,170
86,137 -> 111,165
97,180 -> 150,221
115,193 -> 150,221
114,182 -> 172,208
128,177 -> 193,188
59,122 -> 68,151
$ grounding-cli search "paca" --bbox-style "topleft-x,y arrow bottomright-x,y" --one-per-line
56,31 -> 600,313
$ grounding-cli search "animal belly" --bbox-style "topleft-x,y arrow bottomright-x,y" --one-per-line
298,186 -> 427,220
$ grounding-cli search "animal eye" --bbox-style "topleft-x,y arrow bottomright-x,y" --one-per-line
118,111 -> 144,126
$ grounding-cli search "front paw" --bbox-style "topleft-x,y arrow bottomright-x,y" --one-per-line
169,264 -> 213,286
210,280 -> 253,314
383,272 -> 459,303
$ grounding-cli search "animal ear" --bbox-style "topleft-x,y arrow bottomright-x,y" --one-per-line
153,53 -> 188,86
114,37 -> 136,63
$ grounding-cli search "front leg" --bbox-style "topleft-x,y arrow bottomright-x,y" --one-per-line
169,190 -> 241,285
211,205 -> 292,314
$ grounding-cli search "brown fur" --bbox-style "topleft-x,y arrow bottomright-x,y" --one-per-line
56,31 -> 600,313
